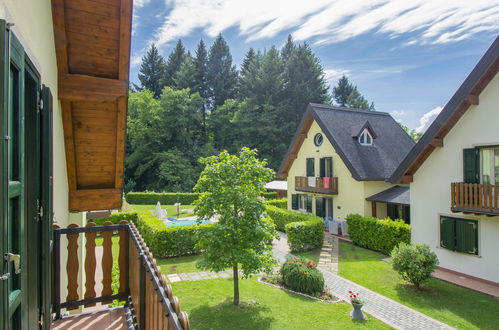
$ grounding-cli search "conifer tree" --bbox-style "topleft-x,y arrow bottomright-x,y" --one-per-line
332,75 -> 375,110
193,40 -> 209,131
163,40 -> 187,87
138,43 -> 166,98
281,34 -> 295,63
207,34 -> 238,109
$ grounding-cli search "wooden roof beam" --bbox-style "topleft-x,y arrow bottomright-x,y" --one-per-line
467,93 -> 479,105
431,137 -> 443,148
58,74 -> 127,102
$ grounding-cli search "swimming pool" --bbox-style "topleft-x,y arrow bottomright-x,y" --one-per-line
165,220 -> 212,227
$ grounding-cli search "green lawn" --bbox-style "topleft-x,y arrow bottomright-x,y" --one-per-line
339,241 -> 499,330
294,246 -> 321,263
130,204 -> 195,218
158,254 -> 204,274
171,277 -> 391,330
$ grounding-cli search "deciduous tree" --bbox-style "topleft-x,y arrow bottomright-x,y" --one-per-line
194,148 -> 277,305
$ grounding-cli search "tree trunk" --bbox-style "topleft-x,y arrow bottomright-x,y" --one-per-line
233,263 -> 239,305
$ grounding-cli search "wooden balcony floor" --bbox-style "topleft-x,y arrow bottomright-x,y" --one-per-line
52,307 -> 128,330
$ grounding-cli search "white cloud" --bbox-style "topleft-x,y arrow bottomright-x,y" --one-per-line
324,68 -> 351,84
415,106 -> 443,133
134,0 -> 151,8
152,0 -> 499,47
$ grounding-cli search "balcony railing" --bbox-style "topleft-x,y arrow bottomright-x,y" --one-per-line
451,182 -> 499,216
53,221 -> 190,329
295,176 -> 338,194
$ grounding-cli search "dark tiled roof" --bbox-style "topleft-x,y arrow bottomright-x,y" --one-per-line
309,104 -> 415,181
366,185 -> 410,205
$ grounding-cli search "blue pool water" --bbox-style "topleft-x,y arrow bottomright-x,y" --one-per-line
165,220 -> 212,227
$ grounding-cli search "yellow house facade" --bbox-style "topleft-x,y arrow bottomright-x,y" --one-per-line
279,104 -> 414,226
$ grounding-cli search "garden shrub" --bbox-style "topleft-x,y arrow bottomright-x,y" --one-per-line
346,214 -> 411,255
266,205 -> 324,252
126,192 -> 200,205
127,191 -> 277,205
265,198 -> 287,210
90,212 -> 139,225
391,242 -> 439,288
134,211 -> 214,257
262,192 -> 277,199
265,205 -> 321,231
281,257 -> 324,295
285,219 -> 324,252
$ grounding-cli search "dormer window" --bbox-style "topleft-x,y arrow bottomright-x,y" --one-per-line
359,129 -> 373,146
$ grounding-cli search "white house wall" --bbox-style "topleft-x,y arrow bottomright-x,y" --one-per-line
411,73 -> 499,283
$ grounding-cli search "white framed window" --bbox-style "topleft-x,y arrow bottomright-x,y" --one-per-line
298,194 -> 307,211
480,147 -> 499,184
358,129 -> 373,146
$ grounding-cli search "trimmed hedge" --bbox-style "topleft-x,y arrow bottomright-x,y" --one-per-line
286,219 -> 324,252
126,192 -> 200,205
265,205 -> 324,252
127,191 -> 277,205
133,211 -> 214,257
90,212 -> 139,225
265,198 -> 287,210
346,214 -> 411,255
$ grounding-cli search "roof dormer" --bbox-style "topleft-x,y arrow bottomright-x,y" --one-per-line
359,128 -> 373,146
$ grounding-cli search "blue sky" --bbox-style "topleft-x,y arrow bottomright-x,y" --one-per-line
130,0 -> 499,131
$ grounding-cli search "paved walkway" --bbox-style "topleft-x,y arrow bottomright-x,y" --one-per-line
272,234 -> 455,330
166,269 -> 233,283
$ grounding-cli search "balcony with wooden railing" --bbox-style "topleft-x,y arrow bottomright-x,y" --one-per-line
295,176 -> 338,194
451,182 -> 499,216
51,221 -> 190,330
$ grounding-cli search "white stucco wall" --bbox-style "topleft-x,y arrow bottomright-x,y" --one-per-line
287,119 -> 396,220
1,0 -> 85,306
1,0 -> 70,226
410,73 -> 499,283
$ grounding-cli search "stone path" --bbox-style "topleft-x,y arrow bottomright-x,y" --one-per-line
318,237 -> 338,274
166,269 -> 233,283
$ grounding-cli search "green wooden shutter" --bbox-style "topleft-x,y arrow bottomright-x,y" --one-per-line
316,197 -> 325,217
463,148 -> 479,184
291,194 -> 298,210
455,219 -> 478,255
41,86 -> 53,326
319,158 -> 325,177
387,204 -> 397,220
306,158 -> 315,177
306,195 -> 312,213
327,157 -> 333,177
440,216 -> 456,250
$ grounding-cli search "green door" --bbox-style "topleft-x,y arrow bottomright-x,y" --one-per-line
0,21 -> 51,329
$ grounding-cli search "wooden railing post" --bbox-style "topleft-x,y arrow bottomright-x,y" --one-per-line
84,222 -> 97,307
66,224 -> 80,310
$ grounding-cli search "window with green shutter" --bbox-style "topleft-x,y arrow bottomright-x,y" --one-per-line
440,216 -> 478,255
315,197 -> 325,217
306,195 -> 312,213
463,148 -> 479,184
319,157 -> 332,178
291,194 -> 298,210
306,158 -> 315,177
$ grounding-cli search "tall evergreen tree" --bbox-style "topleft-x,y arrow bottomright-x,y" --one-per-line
207,34 -> 238,109
332,75 -> 375,110
193,40 -> 209,132
281,34 -> 295,63
238,48 -> 261,99
173,53 -> 196,90
283,42 -> 330,127
138,43 -> 166,98
163,40 -> 187,87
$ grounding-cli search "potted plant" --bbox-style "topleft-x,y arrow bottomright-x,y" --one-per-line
348,291 -> 365,320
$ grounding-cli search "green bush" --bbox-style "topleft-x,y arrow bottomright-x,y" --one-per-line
281,257 -> 324,295
262,192 -> 277,199
134,211 -> 214,257
286,219 -> 324,252
265,205 -> 321,231
346,214 -> 411,255
391,243 -> 439,288
265,198 -> 287,210
126,192 -> 200,205
90,212 -> 139,225
127,191 -> 276,205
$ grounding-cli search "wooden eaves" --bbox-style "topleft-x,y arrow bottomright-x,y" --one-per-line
51,0 -> 133,211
